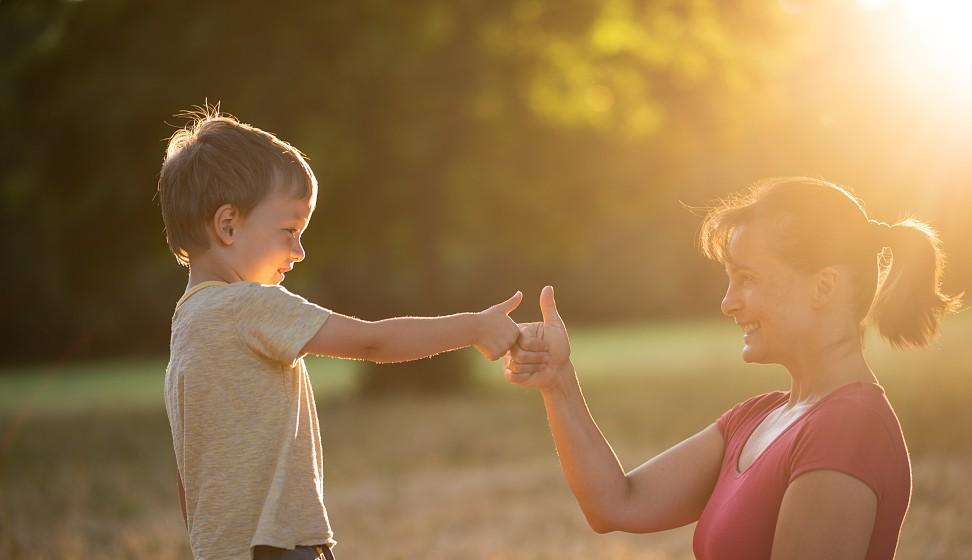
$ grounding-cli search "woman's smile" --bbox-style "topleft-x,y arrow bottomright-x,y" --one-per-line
739,321 -> 761,335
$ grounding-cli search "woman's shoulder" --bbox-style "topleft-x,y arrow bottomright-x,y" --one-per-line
811,383 -> 898,424
789,383 -> 910,490
799,382 -> 905,448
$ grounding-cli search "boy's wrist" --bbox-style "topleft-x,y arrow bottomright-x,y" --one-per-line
467,311 -> 487,348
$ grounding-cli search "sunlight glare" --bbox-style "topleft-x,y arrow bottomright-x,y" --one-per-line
898,0 -> 972,91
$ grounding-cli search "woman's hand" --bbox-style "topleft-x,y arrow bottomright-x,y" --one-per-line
505,286 -> 572,390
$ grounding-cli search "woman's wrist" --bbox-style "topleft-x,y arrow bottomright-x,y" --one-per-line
540,361 -> 579,399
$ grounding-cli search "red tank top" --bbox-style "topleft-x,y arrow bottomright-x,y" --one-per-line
693,382 -> 911,559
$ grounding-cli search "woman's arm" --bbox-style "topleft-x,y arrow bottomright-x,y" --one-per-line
508,287 -> 725,533
771,470 -> 877,559
537,363 -> 725,533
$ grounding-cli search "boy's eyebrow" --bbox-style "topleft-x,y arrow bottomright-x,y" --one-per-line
284,212 -> 311,223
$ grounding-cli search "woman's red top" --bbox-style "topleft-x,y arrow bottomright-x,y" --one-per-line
693,382 -> 911,559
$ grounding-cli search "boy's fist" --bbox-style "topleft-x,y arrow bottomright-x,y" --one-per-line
473,291 -> 523,360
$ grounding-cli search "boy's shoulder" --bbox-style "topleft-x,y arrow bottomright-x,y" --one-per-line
172,281 -> 329,366
176,281 -> 310,319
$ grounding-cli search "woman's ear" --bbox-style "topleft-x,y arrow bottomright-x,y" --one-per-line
212,204 -> 239,246
813,267 -> 840,308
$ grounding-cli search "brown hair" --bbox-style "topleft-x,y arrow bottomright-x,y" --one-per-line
698,177 -> 962,348
157,106 -> 316,266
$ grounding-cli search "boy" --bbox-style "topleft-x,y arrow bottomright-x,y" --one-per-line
158,109 -> 524,560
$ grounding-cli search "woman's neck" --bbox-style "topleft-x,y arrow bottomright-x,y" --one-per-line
782,330 -> 878,407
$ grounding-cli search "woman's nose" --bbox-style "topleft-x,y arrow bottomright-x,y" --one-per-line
721,285 -> 741,317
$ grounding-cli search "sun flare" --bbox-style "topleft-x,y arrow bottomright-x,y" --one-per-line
880,0 -> 972,92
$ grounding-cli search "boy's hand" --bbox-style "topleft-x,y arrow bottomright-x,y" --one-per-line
474,291 -> 524,360
505,286 -> 572,390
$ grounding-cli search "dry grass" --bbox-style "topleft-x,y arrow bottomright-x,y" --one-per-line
2,317 -> 971,558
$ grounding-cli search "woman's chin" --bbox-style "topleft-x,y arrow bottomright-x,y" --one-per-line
741,345 -> 765,364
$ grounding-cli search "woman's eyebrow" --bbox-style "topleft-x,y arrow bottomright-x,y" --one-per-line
724,259 -> 753,274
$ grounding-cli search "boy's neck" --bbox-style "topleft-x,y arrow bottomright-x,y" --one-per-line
186,257 -> 241,290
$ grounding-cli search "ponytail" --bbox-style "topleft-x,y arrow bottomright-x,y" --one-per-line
868,218 -> 963,348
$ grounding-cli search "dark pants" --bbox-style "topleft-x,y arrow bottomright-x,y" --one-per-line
252,544 -> 335,560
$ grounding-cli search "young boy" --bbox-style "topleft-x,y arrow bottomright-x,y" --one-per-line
158,109 -> 524,560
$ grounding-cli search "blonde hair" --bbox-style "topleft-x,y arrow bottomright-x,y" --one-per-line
698,177 -> 962,348
157,105 -> 316,266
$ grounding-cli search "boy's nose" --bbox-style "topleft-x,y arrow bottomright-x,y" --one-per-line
292,239 -> 306,262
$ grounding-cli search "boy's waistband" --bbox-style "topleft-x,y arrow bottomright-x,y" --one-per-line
253,544 -> 334,560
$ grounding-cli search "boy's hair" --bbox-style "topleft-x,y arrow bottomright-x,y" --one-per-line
158,105 -> 317,266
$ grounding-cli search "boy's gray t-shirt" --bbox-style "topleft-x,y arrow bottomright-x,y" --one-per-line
164,280 -> 334,560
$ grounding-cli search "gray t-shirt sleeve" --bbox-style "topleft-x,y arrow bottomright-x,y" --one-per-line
234,283 -> 331,366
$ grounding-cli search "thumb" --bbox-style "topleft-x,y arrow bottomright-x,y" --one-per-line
496,291 -> 523,315
539,285 -> 564,326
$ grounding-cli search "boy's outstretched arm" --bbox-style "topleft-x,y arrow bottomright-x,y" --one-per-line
301,292 -> 523,363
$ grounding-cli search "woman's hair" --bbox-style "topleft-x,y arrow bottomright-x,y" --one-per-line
698,177 -> 962,348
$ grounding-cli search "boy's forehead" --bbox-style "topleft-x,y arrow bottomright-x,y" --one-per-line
270,169 -> 317,213
262,191 -> 315,219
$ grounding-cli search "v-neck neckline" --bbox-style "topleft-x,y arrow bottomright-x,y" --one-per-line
733,381 -> 879,476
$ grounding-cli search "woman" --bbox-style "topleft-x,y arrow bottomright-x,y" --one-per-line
506,177 -> 961,559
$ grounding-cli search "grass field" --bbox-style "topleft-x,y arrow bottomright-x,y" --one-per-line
1,315 -> 971,559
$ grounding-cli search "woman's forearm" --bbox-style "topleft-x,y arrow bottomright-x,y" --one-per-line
540,363 -> 632,532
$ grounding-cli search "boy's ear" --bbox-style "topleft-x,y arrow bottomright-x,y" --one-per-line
212,204 -> 240,246
812,266 -> 840,309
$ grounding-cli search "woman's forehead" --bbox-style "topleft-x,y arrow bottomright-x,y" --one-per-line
725,221 -> 781,270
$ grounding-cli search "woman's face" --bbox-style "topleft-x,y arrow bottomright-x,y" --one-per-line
720,220 -> 818,365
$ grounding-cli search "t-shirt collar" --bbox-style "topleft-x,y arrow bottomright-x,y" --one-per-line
176,280 -> 229,310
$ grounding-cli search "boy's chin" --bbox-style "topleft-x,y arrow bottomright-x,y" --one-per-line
261,271 -> 285,284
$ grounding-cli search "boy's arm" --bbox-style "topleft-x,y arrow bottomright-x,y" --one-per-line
301,292 -> 522,363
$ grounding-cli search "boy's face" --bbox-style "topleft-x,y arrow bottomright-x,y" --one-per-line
230,190 -> 315,285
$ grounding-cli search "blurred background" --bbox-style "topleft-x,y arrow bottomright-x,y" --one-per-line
2,0 -> 971,558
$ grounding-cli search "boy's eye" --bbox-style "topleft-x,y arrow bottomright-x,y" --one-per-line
284,228 -> 299,238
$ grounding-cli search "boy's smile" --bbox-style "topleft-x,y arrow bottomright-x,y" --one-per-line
228,191 -> 315,285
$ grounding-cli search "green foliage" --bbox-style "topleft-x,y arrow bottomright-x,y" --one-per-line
1,0 -> 969,393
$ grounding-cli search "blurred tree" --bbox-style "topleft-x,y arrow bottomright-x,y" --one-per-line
0,0 -> 800,384
3,0 -> 967,392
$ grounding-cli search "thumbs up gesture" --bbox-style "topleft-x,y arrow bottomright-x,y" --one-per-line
505,286 -> 573,389
473,291 -> 524,360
